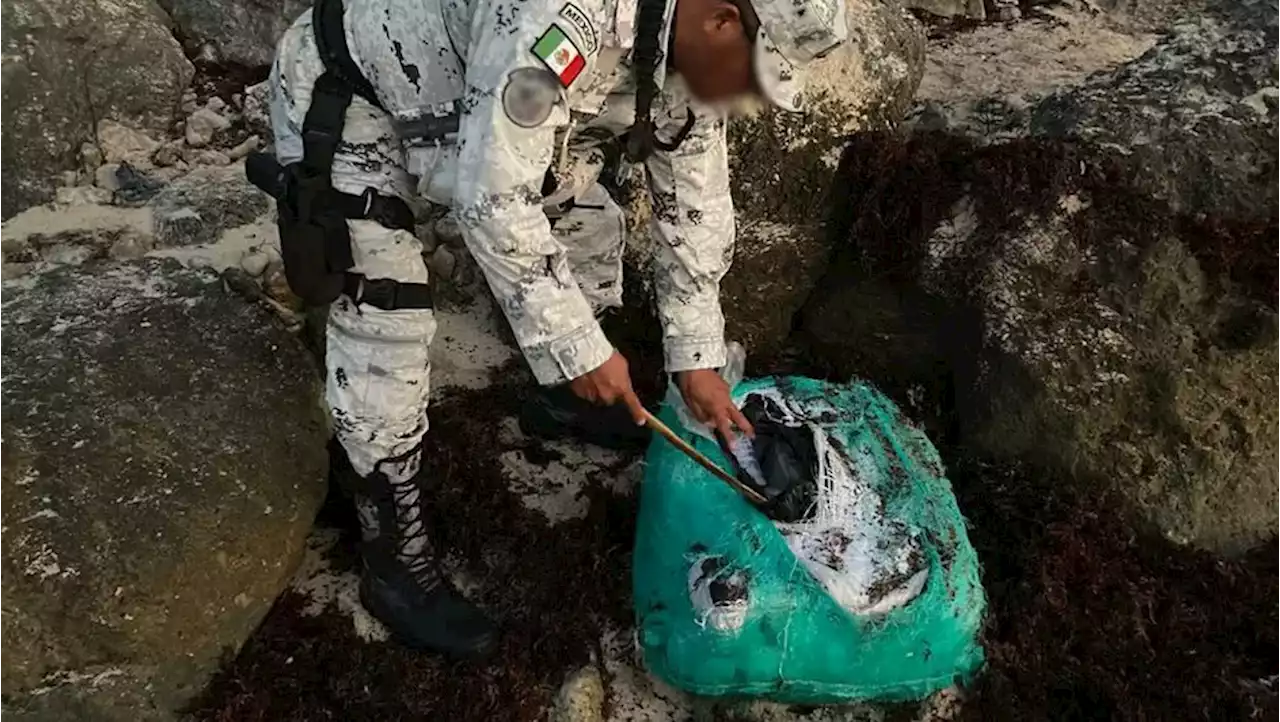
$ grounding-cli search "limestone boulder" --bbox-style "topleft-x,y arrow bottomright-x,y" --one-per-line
150,165 -> 271,247
1,0 -> 192,217
624,0 -> 927,361
1,259 -> 329,719
724,0 -> 926,358
901,0 -> 986,19
801,0 -> 1278,553
158,0 -> 311,67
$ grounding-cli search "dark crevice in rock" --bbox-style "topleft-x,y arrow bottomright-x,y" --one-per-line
168,22 -> 271,105
189,59 -> 270,106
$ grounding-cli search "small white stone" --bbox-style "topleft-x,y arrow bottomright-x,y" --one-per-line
96,119 -> 160,165
240,251 -> 270,277
185,108 -> 232,148
552,666 -> 605,722
199,150 -> 232,167
429,245 -> 457,280
55,186 -> 112,206
183,148 -> 231,167
206,96 -> 227,113
1240,86 -> 1278,116
95,163 -> 122,192
227,135 -> 261,161
434,214 -> 464,247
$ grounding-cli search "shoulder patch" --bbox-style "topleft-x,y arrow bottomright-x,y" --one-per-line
559,3 -> 599,54
531,24 -> 586,87
502,68 -> 560,128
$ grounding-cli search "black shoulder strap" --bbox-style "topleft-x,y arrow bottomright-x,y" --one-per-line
312,0 -> 383,111
625,0 -> 666,162
300,0 -> 381,181
625,0 -> 695,162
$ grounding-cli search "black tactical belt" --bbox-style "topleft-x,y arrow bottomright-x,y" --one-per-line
343,273 -> 434,311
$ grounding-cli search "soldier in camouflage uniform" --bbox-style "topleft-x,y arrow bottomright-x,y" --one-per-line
269,0 -> 848,658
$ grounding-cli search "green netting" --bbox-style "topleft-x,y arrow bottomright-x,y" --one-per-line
633,376 -> 985,703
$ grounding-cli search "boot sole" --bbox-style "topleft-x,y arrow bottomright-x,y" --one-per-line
358,578 -> 497,660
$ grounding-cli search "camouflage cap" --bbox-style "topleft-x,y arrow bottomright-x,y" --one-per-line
749,0 -> 848,111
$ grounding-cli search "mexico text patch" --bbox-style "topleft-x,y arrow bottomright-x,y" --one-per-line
558,3 -> 599,53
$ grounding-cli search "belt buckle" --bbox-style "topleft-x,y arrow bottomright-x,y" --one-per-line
362,188 -> 405,230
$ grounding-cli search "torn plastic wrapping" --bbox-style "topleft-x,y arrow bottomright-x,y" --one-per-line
636,375 -> 986,702
668,344 -> 927,617
686,384 -> 928,621
723,395 -> 819,521
687,555 -> 750,632
664,343 -> 815,518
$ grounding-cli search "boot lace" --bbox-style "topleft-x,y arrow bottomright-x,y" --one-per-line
388,476 -> 442,591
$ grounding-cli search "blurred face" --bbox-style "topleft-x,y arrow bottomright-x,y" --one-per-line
670,0 -> 758,104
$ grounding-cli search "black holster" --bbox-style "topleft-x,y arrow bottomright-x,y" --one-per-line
276,168 -> 355,306
246,0 -> 430,311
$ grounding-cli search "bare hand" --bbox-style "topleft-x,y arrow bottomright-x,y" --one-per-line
568,351 -> 646,425
677,369 -> 754,441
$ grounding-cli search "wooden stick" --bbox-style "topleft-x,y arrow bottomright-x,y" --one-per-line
641,408 -> 768,505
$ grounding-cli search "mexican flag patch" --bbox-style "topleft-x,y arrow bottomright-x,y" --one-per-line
532,24 -> 585,87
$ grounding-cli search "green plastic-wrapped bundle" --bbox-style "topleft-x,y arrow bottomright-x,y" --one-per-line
633,376 -> 985,702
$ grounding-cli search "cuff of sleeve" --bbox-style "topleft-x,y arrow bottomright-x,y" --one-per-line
524,321 -> 615,386
664,336 -> 727,374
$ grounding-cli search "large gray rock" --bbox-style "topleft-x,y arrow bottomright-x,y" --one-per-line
624,0 -> 926,360
150,165 -> 271,247
1031,13 -> 1278,221
802,0 -> 1278,553
902,0 -> 985,19
1,0 -> 192,218
723,0 -> 925,359
1,259 -> 328,720
158,0 -> 311,67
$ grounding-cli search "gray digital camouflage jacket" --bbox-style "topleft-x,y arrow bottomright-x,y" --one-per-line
344,0 -> 735,384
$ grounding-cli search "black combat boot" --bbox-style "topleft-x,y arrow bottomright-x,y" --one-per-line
518,383 -> 652,451
344,458 -> 497,659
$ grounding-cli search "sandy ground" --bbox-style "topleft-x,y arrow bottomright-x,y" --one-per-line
917,11 -> 1156,102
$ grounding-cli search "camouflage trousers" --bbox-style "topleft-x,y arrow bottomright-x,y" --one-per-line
270,35 -> 623,479
324,188 -> 624,480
